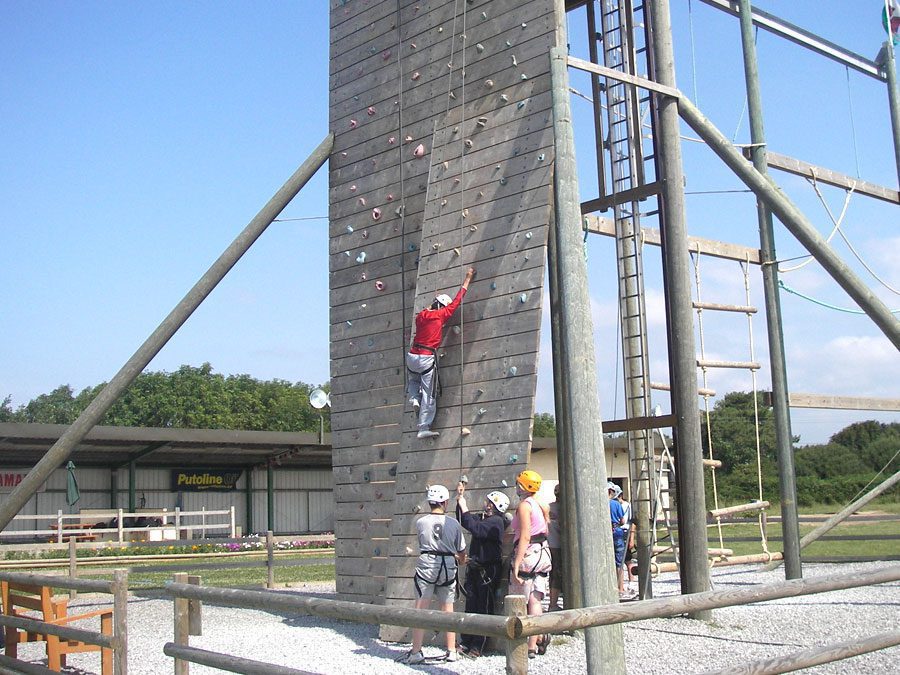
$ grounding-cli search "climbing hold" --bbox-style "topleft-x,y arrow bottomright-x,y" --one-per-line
521,22 -> 528,28
449,91 -> 456,99
349,119 -> 358,128
525,231 -> 533,239
367,106 -> 376,115
452,126 -> 459,134
509,366 -> 518,376
508,454 -> 519,463
452,325 -> 461,335
360,272 -> 367,280
484,78 -> 494,88
462,428 -> 471,436
361,230 -> 369,239
490,282 -> 497,290
476,43 -> 484,53
372,208 -> 382,220
360,303 -> 367,308
358,197 -> 366,206
478,191 -> 484,198
506,40 -> 512,48
521,74 -> 528,80
469,224 -> 477,232
388,136 -> 396,144
464,139 -> 473,149
489,245 -> 495,252
462,208 -> 469,218
413,143 -> 426,157
453,178 -> 461,185
404,135 -> 413,143
346,225 -> 354,233
341,152 -> 348,157
408,243 -> 416,251
500,94 -> 509,102
481,11 -> 487,19
494,164 -> 501,171
350,184 -> 357,192
382,50 -> 391,60
374,280 -> 385,290
344,251 -> 350,256
356,252 -> 367,263
499,178 -> 507,185
517,101 -> 526,109
410,42 -> 417,49
476,117 -> 487,128
367,338 -> 375,347
476,389 -> 484,396
477,448 -> 486,458
520,292 -> 528,303
386,194 -> 394,201
477,408 -> 487,416
453,247 -> 461,256
411,71 -> 420,80
501,479 -> 508,487
538,153 -> 545,161
511,55 -> 518,67
395,205 -> 404,217
441,199 -> 448,206
432,243 -> 440,250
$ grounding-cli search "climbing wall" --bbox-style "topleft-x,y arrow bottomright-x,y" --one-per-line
328,0 -> 560,607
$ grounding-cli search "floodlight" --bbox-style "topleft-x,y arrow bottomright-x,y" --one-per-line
310,388 -> 331,410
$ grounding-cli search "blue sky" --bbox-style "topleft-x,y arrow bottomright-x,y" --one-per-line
1,1 -> 897,445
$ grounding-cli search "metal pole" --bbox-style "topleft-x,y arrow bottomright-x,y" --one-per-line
245,469 -> 253,536
646,0 -> 711,615
877,39 -> 900,188
128,461 -> 136,513
0,134 -> 335,531
266,463 -> 275,533
676,97 -> 900,349
550,46 -> 626,674
736,0 -> 802,580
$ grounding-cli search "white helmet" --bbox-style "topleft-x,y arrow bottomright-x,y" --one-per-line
434,293 -> 453,308
486,491 -> 510,514
607,481 -> 622,497
426,484 -> 450,503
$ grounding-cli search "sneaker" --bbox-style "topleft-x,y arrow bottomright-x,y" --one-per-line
445,650 -> 458,662
417,429 -> 440,439
406,650 -> 425,664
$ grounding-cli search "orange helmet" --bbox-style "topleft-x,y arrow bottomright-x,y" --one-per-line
516,469 -> 542,494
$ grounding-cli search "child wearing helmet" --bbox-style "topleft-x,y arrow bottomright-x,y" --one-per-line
406,267 -> 475,439
510,469 -> 552,658
402,484 -> 467,664
607,481 -> 628,598
455,482 -> 510,657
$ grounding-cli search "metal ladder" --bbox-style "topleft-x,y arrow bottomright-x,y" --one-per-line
591,0 -> 672,592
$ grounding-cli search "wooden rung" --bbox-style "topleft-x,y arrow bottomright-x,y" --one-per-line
707,548 -> 734,557
651,381 -> 716,397
708,500 -> 771,518
697,359 -> 761,370
703,459 -> 723,469
692,301 -> 758,314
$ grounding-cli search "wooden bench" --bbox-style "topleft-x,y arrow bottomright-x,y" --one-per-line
1,580 -> 112,674
48,524 -> 98,543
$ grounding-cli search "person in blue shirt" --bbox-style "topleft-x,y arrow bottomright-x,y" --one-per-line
607,482 -> 628,598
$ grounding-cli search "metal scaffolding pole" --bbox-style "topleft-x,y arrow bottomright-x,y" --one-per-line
0,134 -> 335,531
646,0 -> 712,616
550,45 -> 626,674
737,0 -> 802,580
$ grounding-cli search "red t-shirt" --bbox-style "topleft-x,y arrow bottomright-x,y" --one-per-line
410,288 -> 466,354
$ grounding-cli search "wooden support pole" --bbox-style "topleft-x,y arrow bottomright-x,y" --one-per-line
764,470 -> 900,572
68,539 -> 77,601
163,643 -> 311,675
0,133 -> 334,532
708,501 -> 770,519
267,531 -> 275,589
174,573 -> 190,675
515,565 -> 900,637
112,569 -> 128,675
703,629 -> 900,675
505,595 -> 528,675
187,575 -> 202,637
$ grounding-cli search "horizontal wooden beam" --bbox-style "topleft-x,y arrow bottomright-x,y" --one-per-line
580,181 -> 662,214
583,215 -> 761,264
750,150 -> 900,205
566,55 -> 680,99
601,414 -> 676,434
788,394 -> 900,412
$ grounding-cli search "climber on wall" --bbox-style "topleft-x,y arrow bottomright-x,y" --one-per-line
406,267 -> 475,439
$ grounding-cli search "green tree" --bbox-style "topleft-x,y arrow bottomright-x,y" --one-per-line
17,385 -> 80,424
700,391 -> 782,474
0,396 -> 13,422
829,421 -> 899,453
533,413 -> 556,438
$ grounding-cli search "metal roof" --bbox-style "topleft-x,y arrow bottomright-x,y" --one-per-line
0,423 -> 332,469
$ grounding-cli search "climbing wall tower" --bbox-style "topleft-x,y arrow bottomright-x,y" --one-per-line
328,0 -> 560,606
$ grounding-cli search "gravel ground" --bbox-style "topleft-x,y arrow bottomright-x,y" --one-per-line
9,561 -> 899,674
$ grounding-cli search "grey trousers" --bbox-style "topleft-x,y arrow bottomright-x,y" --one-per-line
406,352 -> 437,431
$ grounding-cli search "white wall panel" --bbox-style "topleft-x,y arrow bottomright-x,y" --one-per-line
308,492 -> 334,533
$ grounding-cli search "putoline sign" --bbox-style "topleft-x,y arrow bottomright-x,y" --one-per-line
171,469 -> 242,492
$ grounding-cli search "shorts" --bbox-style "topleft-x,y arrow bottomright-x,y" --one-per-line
509,572 -> 549,600
510,541 -> 552,599
613,536 -> 626,568
414,575 -> 457,603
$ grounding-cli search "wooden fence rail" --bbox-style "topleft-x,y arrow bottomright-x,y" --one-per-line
164,564 -> 900,674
